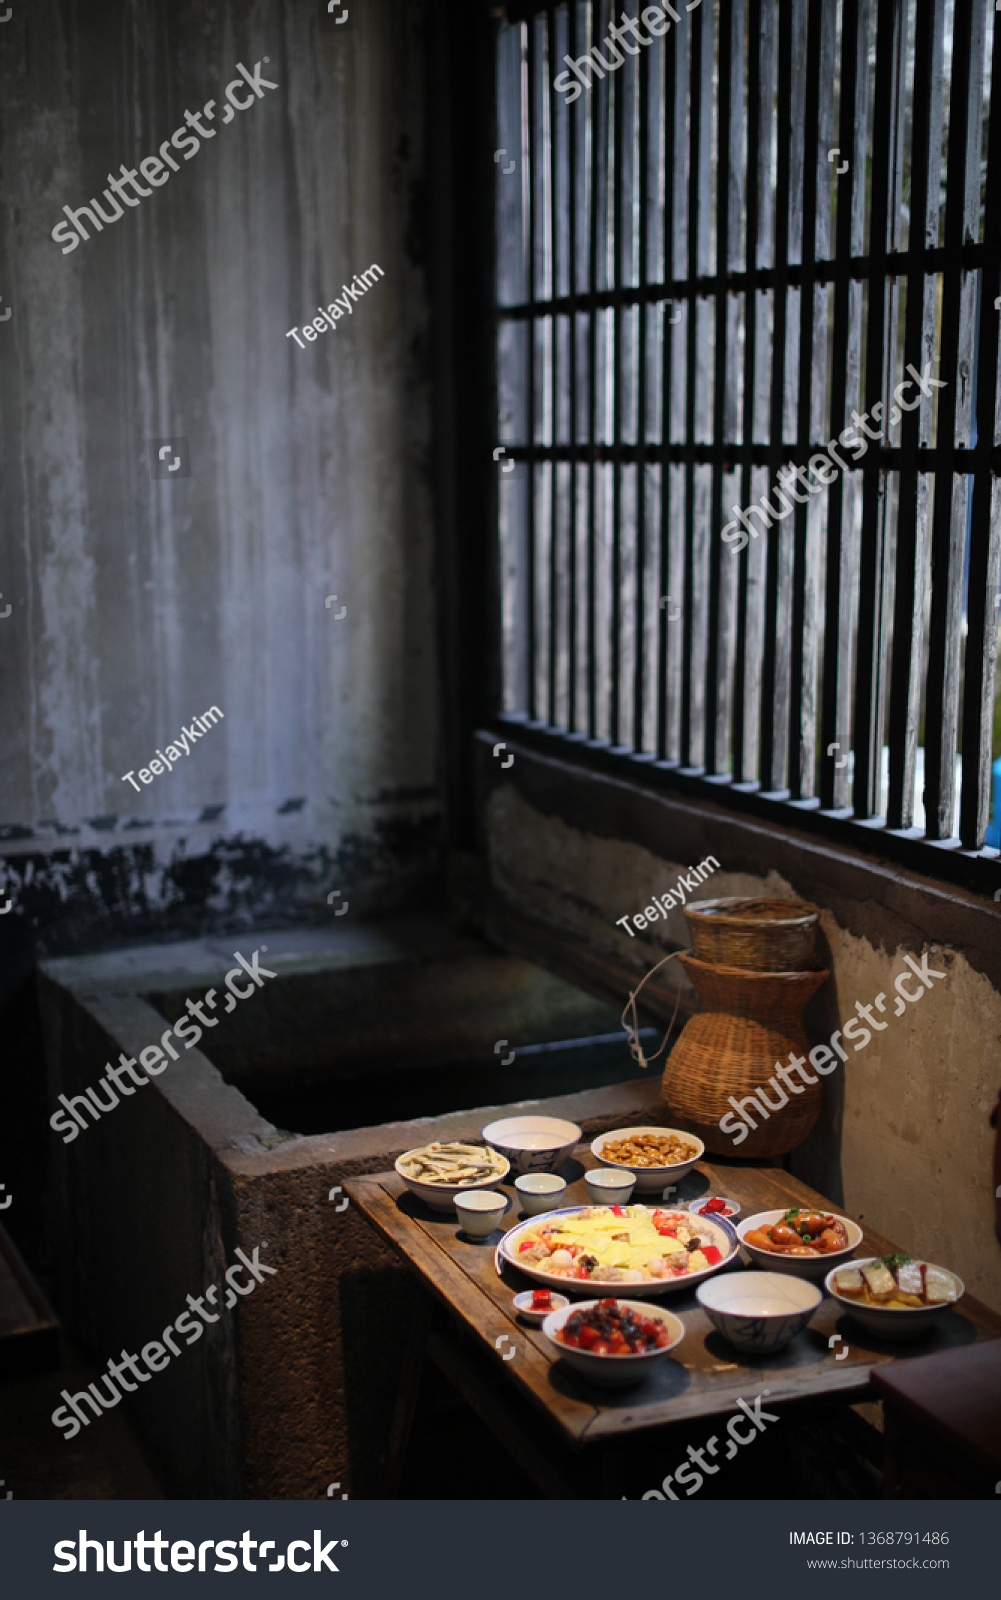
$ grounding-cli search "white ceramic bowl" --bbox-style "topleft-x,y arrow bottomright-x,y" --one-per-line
395,1145 -> 510,1213
513,1289 -> 570,1324
542,1298 -> 685,1387
689,1196 -> 741,1221
454,1189 -> 508,1238
824,1258 -> 965,1340
481,1116 -> 581,1176
697,1270 -> 821,1353
514,1172 -> 567,1216
737,1209 -> 862,1281
585,1168 -> 637,1205
498,1204 -> 738,1298
590,1126 -> 704,1192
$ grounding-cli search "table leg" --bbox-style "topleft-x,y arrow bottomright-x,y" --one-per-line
382,1287 -> 434,1497
598,1441 -> 629,1500
881,1405 -> 901,1499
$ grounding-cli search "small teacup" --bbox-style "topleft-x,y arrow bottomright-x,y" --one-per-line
515,1172 -> 567,1216
454,1189 -> 507,1238
585,1167 -> 636,1206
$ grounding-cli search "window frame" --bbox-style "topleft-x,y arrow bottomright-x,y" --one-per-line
482,0 -> 1001,900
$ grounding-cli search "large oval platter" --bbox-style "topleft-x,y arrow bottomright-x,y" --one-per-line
497,1203 -> 738,1298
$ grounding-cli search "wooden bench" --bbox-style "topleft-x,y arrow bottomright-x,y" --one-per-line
873,1340 -> 1001,1498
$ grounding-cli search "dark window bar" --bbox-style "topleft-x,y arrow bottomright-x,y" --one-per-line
494,0 -> 1001,876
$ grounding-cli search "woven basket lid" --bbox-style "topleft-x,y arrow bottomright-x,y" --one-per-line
684,896 -> 820,928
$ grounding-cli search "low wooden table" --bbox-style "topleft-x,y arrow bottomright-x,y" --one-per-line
345,1151 -> 1001,1498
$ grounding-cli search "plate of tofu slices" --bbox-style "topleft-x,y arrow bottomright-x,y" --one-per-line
825,1253 -> 964,1338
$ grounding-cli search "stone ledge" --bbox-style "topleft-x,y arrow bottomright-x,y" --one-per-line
220,1075 -> 669,1178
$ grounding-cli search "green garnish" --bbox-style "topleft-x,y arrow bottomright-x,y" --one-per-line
881,1252 -> 913,1273
783,1209 -> 801,1223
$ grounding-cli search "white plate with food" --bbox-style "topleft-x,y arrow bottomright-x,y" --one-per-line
542,1298 -> 685,1387
590,1127 -> 704,1192
825,1254 -> 964,1339
396,1141 -> 510,1212
497,1202 -> 737,1297
737,1208 -> 863,1280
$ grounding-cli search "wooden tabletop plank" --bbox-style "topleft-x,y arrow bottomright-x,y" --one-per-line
345,1150 -> 1001,1449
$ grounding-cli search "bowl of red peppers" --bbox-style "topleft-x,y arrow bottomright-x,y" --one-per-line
688,1195 -> 741,1221
542,1297 -> 685,1386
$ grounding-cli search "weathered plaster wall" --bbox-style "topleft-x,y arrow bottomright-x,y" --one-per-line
0,0 -> 439,971
482,779 -> 1001,1315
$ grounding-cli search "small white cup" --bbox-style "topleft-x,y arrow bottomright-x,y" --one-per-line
585,1167 -> 636,1205
515,1172 -> 567,1216
454,1189 -> 507,1238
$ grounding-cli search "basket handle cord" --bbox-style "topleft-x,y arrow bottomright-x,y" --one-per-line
621,949 -> 684,1070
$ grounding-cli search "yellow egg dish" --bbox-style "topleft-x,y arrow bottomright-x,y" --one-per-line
517,1204 -> 719,1285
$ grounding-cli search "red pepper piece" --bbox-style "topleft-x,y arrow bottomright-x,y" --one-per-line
702,1245 -> 722,1265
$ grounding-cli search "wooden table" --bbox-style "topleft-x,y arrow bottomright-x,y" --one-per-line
345,1151 -> 1001,1498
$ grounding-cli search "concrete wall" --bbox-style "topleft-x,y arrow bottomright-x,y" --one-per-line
0,0 -> 440,1273
477,740 -> 1001,1316
0,0 -> 439,969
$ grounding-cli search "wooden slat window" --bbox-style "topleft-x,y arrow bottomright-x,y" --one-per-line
494,0 -> 1001,874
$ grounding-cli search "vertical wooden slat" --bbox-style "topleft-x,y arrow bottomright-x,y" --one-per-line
546,8 -> 558,730
819,0 -> 869,809
633,5 -> 651,753
960,2 -> 1001,847
924,0 -> 986,838
609,0 -> 624,746
732,0 -> 759,785
787,0 -> 827,800
681,3 -> 713,768
886,0 -> 945,830
852,0 -> 907,819
735,0 -> 777,784
586,1 -> 600,739
566,2 -> 579,733
657,8 -> 687,763
707,1 -> 744,776
759,2 -> 798,792
525,18 -> 538,721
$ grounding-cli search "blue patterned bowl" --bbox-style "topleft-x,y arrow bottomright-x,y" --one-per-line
481,1116 -> 581,1176
696,1271 -> 821,1353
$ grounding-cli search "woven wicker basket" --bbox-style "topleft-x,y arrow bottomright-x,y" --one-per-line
684,896 -> 820,972
660,952 -> 830,1158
